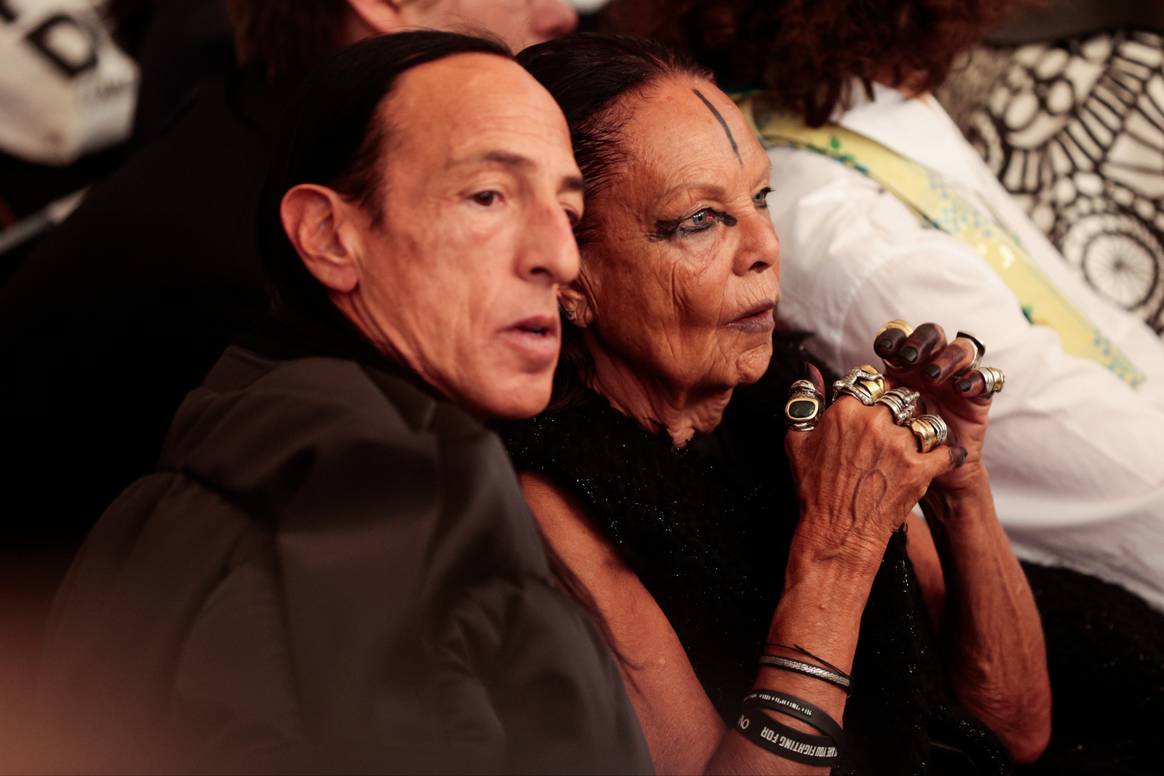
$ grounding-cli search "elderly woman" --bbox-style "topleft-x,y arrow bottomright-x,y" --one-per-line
503,35 -> 1050,774
27,32 -> 649,774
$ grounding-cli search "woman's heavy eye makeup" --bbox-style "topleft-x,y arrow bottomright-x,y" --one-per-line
651,188 -> 773,240
651,207 -> 737,240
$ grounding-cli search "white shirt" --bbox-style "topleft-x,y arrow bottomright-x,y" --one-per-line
768,83 -> 1164,609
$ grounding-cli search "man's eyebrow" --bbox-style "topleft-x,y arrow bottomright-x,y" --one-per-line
449,150 -> 584,194
448,150 -> 537,170
561,175 -> 584,194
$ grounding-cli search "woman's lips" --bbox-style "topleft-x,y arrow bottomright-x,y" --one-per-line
500,314 -> 561,369
727,302 -> 776,332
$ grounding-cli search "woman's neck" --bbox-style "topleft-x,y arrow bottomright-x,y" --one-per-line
584,340 -> 733,448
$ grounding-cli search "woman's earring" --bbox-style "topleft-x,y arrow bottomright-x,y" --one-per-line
563,308 -> 576,321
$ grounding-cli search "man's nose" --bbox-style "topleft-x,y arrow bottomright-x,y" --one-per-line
518,202 -> 580,286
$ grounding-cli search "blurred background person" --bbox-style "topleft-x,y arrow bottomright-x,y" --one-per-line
937,0 -> 1164,337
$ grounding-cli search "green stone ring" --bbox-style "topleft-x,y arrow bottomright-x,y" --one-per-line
787,397 -> 820,419
785,390 -> 823,431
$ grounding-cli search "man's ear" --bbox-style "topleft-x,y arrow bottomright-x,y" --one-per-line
280,184 -> 361,294
345,0 -> 405,35
558,282 -> 594,327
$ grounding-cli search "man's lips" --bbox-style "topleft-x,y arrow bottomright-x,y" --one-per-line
504,314 -> 560,338
500,314 -> 561,369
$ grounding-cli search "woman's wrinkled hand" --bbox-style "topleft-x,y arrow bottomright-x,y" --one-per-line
783,363 -> 957,573
873,321 -> 994,492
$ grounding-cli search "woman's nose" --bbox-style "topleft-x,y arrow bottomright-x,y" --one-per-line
734,211 -> 781,276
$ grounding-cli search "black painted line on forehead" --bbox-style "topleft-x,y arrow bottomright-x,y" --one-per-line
692,88 -> 741,164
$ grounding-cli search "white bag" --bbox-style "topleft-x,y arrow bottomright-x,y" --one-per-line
0,0 -> 138,165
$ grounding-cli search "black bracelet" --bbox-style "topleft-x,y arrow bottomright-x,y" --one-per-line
742,690 -> 845,751
734,708 -> 840,766
758,654 -> 852,693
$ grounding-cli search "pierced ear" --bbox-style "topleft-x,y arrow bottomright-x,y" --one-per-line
344,0 -> 404,35
558,283 -> 594,327
280,184 -> 361,294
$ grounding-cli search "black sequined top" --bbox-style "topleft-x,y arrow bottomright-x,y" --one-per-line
499,337 -> 1010,775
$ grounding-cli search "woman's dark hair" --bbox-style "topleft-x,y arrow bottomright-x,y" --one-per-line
614,0 -> 1025,127
518,34 -> 710,248
259,30 -> 512,322
518,34 -> 710,406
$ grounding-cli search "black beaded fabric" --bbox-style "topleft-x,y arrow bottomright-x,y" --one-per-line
499,335 -> 1010,775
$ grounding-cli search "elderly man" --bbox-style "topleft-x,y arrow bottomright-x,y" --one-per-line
0,0 -> 579,550
26,31 -> 650,774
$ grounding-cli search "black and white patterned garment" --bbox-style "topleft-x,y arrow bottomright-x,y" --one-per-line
938,32 -> 1164,335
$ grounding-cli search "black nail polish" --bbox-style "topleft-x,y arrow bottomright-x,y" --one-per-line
958,379 -> 972,392
876,337 -> 895,352
956,447 -> 968,467
900,346 -> 918,364
922,364 -> 941,380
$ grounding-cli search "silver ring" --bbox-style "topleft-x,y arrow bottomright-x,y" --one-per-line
977,365 -> 1005,395
876,388 -> 921,425
956,330 -> 986,371
832,365 -> 886,405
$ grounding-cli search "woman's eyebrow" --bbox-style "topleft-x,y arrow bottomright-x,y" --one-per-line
692,89 -> 741,165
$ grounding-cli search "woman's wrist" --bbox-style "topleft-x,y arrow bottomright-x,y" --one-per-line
787,521 -> 888,582
926,465 -> 993,523
780,543 -> 879,622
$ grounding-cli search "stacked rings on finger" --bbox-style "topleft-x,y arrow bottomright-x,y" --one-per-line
977,366 -> 1006,395
785,379 -> 824,432
955,330 -> 986,371
876,387 -> 921,426
908,414 -> 949,454
832,365 -> 887,405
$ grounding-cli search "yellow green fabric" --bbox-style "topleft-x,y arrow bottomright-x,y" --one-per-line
735,93 -> 1146,388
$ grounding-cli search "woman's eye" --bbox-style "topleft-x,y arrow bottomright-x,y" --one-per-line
679,208 -> 717,233
470,190 -> 501,207
753,187 -> 773,209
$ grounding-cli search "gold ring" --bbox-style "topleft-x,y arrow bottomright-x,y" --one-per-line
785,381 -> 824,431
909,413 -> 949,453
877,319 -> 914,338
832,365 -> 887,405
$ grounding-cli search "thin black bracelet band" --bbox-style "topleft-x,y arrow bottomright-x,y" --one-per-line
758,654 -> 852,693
734,708 -> 840,766
742,690 -> 846,751
768,643 -> 852,681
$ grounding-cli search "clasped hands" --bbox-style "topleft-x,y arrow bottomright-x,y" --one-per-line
784,321 -> 1002,568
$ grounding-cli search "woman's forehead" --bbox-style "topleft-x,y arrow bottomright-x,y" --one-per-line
616,78 -> 769,199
